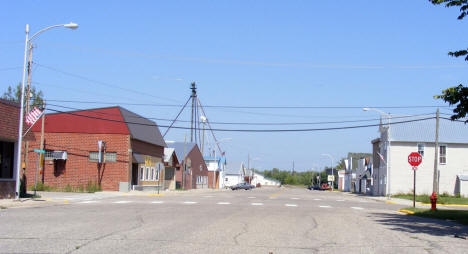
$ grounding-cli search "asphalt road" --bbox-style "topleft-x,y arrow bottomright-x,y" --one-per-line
1,187 -> 467,254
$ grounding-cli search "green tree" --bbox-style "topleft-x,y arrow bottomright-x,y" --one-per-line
431,0 -> 468,121
2,83 -> 44,109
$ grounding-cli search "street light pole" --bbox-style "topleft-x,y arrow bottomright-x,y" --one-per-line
363,107 -> 392,197
14,22 -> 78,200
321,154 -> 334,191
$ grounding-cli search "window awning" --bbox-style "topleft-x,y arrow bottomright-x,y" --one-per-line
132,153 -> 145,164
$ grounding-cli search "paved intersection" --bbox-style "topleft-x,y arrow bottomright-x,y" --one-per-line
0,187 -> 467,254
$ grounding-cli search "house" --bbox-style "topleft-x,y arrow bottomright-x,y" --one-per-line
372,116 -> 468,196
224,163 -> 245,187
166,142 -> 209,189
163,148 -> 179,190
251,171 -> 280,186
0,99 -> 20,198
204,155 -> 227,189
354,157 -> 373,194
25,106 -> 166,192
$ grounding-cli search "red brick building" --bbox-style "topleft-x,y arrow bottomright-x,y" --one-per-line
26,106 -> 166,191
166,142 -> 209,189
0,99 -> 20,198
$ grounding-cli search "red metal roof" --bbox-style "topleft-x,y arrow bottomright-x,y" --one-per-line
32,107 -> 130,134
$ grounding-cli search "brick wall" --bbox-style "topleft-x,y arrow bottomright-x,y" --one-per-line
26,132 -> 131,191
0,181 -> 15,199
0,99 -> 19,141
175,146 -> 209,189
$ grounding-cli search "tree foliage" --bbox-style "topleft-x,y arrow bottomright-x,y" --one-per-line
431,0 -> 468,121
1,83 -> 44,109
261,167 -> 338,187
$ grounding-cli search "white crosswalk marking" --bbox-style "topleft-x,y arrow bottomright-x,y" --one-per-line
351,207 -> 364,210
285,204 -> 297,207
79,200 -> 98,204
248,197 -> 256,199
151,201 -> 164,204
336,200 -> 345,202
183,201 -> 197,204
113,201 -> 132,204
217,202 -> 231,205
313,198 -> 322,201
291,197 -> 300,200
251,203 -> 263,206
319,205 -> 331,208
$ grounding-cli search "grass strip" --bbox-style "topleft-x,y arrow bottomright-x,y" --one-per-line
393,193 -> 468,205
403,207 -> 468,225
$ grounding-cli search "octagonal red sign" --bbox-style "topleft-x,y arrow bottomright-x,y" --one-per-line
408,152 -> 422,167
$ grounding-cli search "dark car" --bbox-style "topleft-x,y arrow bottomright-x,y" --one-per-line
307,185 -> 321,191
231,183 -> 254,190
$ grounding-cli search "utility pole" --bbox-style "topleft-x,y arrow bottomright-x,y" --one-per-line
22,43 -> 34,186
247,154 -> 250,184
433,108 -> 440,194
183,134 -> 187,190
190,82 -> 197,143
292,161 -> 295,174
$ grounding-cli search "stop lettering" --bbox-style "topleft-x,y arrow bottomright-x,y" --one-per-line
408,152 -> 422,167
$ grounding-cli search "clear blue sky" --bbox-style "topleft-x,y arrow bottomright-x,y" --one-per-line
1,1 -> 467,171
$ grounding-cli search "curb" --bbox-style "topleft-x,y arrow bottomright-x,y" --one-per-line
398,209 -> 415,215
420,203 -> 468,208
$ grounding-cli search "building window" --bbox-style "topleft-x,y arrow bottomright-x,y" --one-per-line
225,178 -> 228,182
150,167 -> 154,181
145,167 -> 150,180
155,167 -> 159,181
45,150 -> 55,160
89,152 -> 116,162
439,145 -> 447,165
417,144 -> 424,157
200,165 -> 203,171
140,166 -> 144,181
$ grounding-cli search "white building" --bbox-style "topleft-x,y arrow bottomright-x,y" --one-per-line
373,116 -> 468,196
204,156 -> 227,189
251,172 -> 281,186
223,163 -> 245,187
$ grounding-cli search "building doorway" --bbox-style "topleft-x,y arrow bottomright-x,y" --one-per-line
131,163 -> 138,187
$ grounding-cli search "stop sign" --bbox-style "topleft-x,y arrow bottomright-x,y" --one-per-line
408,152 -> 422,167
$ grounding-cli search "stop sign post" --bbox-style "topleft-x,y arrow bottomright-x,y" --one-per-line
408,152 -> 423,207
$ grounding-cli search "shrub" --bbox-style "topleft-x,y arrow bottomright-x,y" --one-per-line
64,184 -> 73,192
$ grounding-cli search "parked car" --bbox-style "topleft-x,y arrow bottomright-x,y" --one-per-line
231,183 -> 255,190
307,185 -> 321,191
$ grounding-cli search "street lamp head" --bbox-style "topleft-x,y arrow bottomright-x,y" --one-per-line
64,22 -> 79,29
362,107 -> 370,111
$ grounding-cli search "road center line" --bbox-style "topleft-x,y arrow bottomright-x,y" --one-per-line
313,198 -> 322,201
291,197 -> 300,200
217,202 -> 231,205
285,204 -> 298,207
183,201 -> 197,204
79,200 -> 98,204
251,203 -> 263,206
319,205 -> 331,208
351,207 -> 364,210
113,201 -> 132,204
151,201 -> 164,204
248,197 -> 256,199
336,200 -> 345,202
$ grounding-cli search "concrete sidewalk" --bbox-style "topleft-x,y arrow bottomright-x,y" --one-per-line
343,192 -> 468,210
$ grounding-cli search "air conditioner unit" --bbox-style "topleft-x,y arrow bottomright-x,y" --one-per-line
52,151 -> 67,160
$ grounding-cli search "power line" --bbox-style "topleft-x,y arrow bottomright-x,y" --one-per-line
45,107 -> 436,132
46,103 -> 435,126
44,98 -> 451,110
35,63 -> 182,103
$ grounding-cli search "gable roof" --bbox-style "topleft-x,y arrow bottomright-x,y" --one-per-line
166,142 -> 197,163
119,107 -> 166,147
389,117 -> 468,144
32,106 -> 166,147
164,148 -> 177,163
